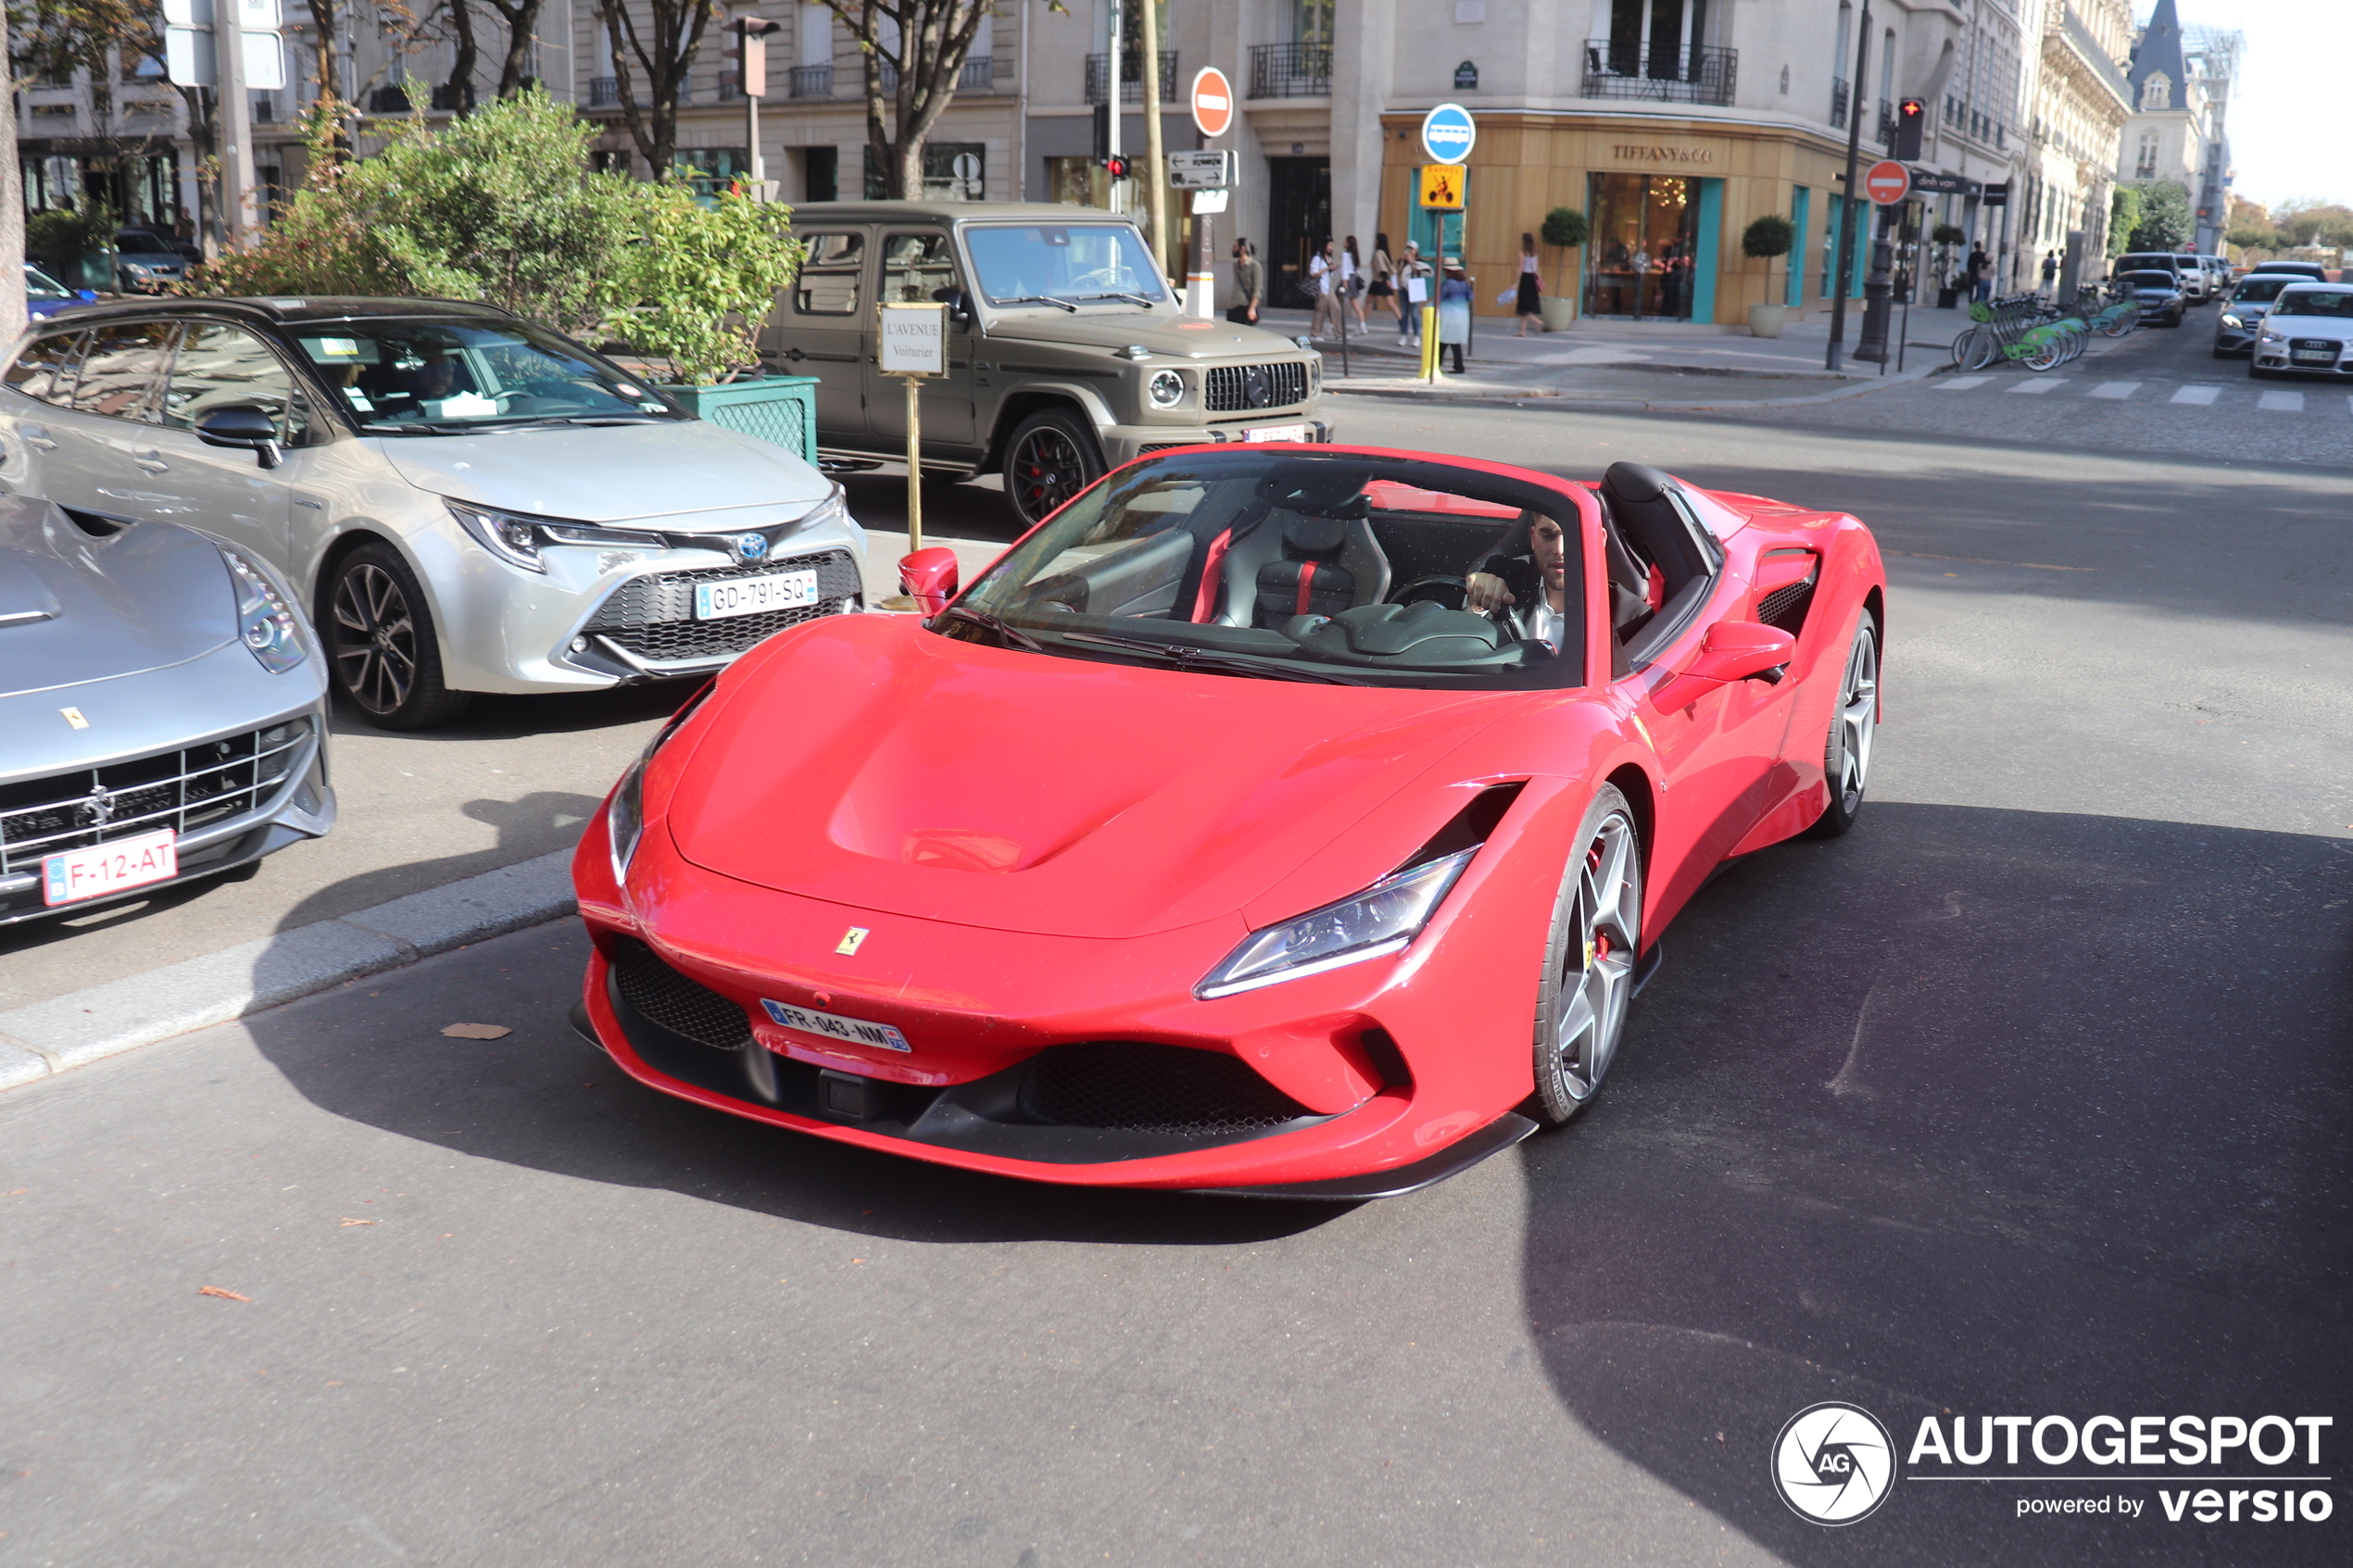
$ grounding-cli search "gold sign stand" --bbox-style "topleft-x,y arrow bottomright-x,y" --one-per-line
875,301 -> 949,611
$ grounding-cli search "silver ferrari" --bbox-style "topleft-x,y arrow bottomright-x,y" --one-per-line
1,495 -> 334,928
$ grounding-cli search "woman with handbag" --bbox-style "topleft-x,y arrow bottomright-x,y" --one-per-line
1369,232 -> 1399,336
1345,236 -> 1370,330
1515,232 -> 1544,336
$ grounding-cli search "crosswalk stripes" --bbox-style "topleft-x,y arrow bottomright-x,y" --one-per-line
1930,375 -> 2348,412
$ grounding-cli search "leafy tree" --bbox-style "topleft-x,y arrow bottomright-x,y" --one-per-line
194,87 -> 803,384
2274,201 -> 2353,250
1539,206 -> 1588,294
2126,181 -> 2191,251
2107,185 -> 2142,257
828,1 -> 1054,199
1740,212 -> 1793,305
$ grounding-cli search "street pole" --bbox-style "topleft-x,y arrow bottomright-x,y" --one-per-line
1138,0 -> 1167,284
1104,0 -> 1120,211
1857,201 -> 1894,364
218,0 -> 255,246
902,375 -> 922,557
1825,0 -> 1870,373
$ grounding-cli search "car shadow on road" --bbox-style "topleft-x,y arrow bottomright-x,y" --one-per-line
1516,801 -> 2353,1565
266,792 -> 605,933
240,914 -> 1341,1249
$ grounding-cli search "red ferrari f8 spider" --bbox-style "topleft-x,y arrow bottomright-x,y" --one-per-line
571,448 -> 1885,1198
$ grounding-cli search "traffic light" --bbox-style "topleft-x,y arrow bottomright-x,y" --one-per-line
1894,96 -> 1925,161
1103,155 -> 1129,180
1092,103 -> 1111,160
735,16 -> 781,98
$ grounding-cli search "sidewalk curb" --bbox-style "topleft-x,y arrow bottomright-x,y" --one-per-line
0,848 -> 580,1092
1331,359 -> 1954,414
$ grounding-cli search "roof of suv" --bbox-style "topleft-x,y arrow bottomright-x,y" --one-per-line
788,202 -> 1144,225
29,295 -> 521,330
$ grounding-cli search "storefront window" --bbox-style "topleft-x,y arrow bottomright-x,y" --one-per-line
1585,173 -> 1697,320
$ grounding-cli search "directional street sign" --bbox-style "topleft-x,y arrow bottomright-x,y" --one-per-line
163,0 -> 286,91
1420,103 -> 1477,166
1167,150 -> 1234,190
1863,159 -> 1911,205
1189,67 -> 1234,139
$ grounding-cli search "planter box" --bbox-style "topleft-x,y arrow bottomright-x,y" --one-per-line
660,375 -> 820,466
1540,296 -> 1576,332
1747,302 -> 1787,339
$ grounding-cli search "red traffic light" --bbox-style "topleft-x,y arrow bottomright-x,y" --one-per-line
1103,155 -> 1129,179
1894,96 -> 1925,160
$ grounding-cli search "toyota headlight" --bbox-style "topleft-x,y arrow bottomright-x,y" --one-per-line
1148,369 -> 1186,408
608,681 -> 715,884
219,545 -> 309,674
448,500 -> 665,573
1196,848 -> 1477,999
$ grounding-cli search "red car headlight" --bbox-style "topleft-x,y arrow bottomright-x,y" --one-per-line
608,681 -> 715,884
1195,847 -> 1477,999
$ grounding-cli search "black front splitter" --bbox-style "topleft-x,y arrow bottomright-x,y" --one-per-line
1189,1111 -> 1540,1201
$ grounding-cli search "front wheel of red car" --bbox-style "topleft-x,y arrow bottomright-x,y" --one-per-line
1530,785 -> 1643,1126
1807,612 -> 1880,839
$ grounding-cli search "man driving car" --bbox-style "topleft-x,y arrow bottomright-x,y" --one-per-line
1466,511 -> 1572,650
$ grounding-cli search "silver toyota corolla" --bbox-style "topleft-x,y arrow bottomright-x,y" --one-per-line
0,495 -> 333,928
0,296 -> 866,729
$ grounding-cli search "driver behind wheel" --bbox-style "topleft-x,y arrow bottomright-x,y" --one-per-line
1466,511 -> 1571,650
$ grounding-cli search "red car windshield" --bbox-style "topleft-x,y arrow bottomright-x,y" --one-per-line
941,451 -> 1589,690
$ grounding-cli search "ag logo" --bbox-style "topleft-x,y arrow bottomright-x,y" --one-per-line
1772,1401 -> 1895,1524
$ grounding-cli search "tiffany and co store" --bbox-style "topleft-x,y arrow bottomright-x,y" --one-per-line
1379,115 -> 1856,328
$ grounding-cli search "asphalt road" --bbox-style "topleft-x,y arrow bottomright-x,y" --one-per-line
2,390 -> 2347,1566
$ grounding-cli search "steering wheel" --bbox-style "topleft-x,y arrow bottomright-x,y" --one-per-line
1390,573 -> 1526,640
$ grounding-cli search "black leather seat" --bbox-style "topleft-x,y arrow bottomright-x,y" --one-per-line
1253,516 -> 1359,626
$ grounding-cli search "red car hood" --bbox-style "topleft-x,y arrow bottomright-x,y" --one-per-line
665,617 -> 1511,938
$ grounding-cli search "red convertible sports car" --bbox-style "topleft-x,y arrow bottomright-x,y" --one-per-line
571,447 -> 1884,1198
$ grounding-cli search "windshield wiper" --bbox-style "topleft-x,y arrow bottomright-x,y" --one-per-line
991,294 -> 1079,313
937,604 -> 1045,651
1062,630 -> 1365,684
1072,292 -> 1162,307
484,414 -> 669,429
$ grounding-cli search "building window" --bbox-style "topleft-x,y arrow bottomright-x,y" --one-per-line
2134,131 -> 2158,179
2140,72 -> 2170,111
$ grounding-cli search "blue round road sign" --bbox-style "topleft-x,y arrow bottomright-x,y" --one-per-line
1420,103 -> 1477,166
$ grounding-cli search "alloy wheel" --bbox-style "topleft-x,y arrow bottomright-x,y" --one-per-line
332,561 -> 419,716
1829,623 -> 1879,813
1554,812 -> 1642,1102
1012,426 -> 1088,523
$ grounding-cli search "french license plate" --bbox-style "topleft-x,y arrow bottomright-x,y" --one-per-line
43,826 -> 177,907
760,998 -> 912,1053
2292,349 -> 2335,363
1244,424 -> 1310,444
695,570 -> 819,621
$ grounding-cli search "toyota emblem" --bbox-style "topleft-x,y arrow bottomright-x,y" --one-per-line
734,532 -> 770,563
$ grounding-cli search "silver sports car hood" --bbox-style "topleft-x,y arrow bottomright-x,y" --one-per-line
0,495 -> 233,699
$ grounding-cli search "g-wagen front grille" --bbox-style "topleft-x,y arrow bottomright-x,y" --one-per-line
0,719 -> 311,875
1204,361 -> 1310,412
584,548 -> 862,664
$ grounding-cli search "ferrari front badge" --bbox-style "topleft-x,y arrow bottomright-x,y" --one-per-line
836,927 -> 870,956
59,707 -> 89,729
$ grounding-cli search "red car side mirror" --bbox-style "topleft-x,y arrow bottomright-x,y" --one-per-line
1649,621 -> 1796,711
900,546 -> 960,615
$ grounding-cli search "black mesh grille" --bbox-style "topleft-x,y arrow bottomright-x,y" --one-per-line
0,719 -> 310,875
584,548 -> 862,664
1018,1043 -> 1315,1135
1203,362 -> 1310,413
1755,576 -> 1816,634
611,942 -> 754,1051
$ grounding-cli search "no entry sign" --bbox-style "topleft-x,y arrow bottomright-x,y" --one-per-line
1190,68 -> 1234,138
1863,159 -> 1911,205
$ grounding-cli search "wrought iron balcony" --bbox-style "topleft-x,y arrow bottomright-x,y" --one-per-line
788,64 -> 832,98
1580,40 -> 1736,106
716,73 -> 744,102
1250,42 -> 1332,98
960,54 -> 995,91
1831,76 -> 1848,128
1085,50 -> 1176,105
1877,101 -> 1895,146
589,75 -> 619,107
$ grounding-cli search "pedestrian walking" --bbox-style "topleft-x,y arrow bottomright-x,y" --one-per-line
1397,242 -> 1430,345
1369,232 -> 1399,337
1514,232 -> 1544,335
1967,243 -> 1993,305
1345,236 -> 1370,330
1228,237 -> 1264,324
2040,249 -> 2059,295
1308,238 -> 1340,337
1437,258 -> 1473,374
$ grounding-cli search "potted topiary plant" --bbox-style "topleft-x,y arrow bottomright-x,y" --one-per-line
1742,214 -> 1796,337
1539,206 -> 1589,332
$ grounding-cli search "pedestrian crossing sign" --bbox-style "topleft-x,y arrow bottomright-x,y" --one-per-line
1418,165 -> 1465,210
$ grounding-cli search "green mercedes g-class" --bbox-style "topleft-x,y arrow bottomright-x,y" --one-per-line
757,202 -> 1332,526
